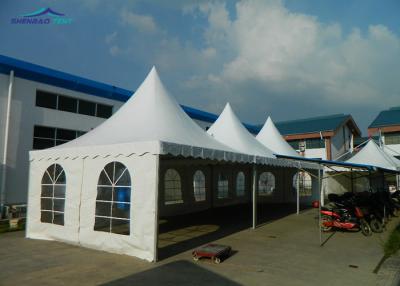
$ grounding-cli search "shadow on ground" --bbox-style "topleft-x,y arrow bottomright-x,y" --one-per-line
158,203 -> 310,260
100,260 -> 241,286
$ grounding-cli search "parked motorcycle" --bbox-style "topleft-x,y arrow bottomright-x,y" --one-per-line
321,194 -> 372,236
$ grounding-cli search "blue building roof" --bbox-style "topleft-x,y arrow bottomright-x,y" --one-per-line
0,54 -> 226,124
369,106 -> 400,128
274,113 -> 358,136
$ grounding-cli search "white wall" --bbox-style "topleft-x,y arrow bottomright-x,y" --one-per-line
304,148 -> 326,160
0,74 -> 122,204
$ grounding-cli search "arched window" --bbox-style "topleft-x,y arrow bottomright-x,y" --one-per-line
217,173 -> 229,199
193,170 -> 206,202
41,164 -> 66,225
258,172 -> 275,196
164,169 -> 183,205
236,172 -> 245,196
94,161 -> 131,235
293,171 -> 312,197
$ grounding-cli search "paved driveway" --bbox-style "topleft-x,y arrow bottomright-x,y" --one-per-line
0,209 -> 397,286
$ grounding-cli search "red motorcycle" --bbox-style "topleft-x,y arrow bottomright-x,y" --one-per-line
320,204 -> 372,236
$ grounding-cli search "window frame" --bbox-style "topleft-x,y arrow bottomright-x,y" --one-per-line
236,171 -> 246,197
193,170 -> 206,202
258,171 -> 275,196
293,171 -> 313,197
217,173 -> 229,199
164,169 -> 183,205
94,161 -> 131,235
40,164 -> 66,225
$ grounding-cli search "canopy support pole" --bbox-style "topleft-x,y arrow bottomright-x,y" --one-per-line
296,171 -> 300,215
319,167 -> 322,245
252,164 -> 257,229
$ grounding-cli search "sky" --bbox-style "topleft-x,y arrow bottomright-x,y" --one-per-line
1,0 -> 400,135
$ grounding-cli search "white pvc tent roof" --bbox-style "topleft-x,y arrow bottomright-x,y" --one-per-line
346,140 -> 400,171
256,116 -> 299,157
29,67 -> 318,169
207,103 -> 275,158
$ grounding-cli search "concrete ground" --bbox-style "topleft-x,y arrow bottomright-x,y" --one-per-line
0,208 -> 399,286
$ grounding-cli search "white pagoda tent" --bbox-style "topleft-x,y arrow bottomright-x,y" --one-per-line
26,68 -> 257,262
256,116 -> 299,157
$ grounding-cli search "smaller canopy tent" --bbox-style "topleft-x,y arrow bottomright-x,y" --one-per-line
27,68 -> 256,262
207,103 -> 275,158
346,140 -> 400,171
256,116 -> 299,157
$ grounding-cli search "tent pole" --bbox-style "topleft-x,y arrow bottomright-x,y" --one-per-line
296,170 -> 300,215
252,164 -> 257,229
153,155 -> 160,262
350,168 -> 354,193
319,167 -> 322,245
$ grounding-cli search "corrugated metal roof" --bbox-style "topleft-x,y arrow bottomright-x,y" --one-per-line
274,114 -> 350,135
0,54 -> 220,124
369,107 -> 400,128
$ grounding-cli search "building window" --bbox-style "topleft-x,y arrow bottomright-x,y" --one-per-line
164,169 -> 183,205
41,164 -> 66,225
305,138 -> 325,149
36,90 -> 57,109
94,162 -> 131,235
385,132 -> 400,145
236,172 -> 245,196
193,170 -> 206,202
33,125 -> 86,150
78,99 -> 96,116
293,171 -> 312,197
258,172 -> 275,196
217,173 -> 229,199
287,140 -> 301,150
35,90 -> 113,119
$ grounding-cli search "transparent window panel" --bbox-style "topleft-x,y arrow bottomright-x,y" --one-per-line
56,170 -> 66,184
54,185 -> 66,198
112,202 -> 130,219
41,211 -> 52,223
95,201 -> 112,217
41,198 -> 53,211
104,164 -> 115,183
53,213 -> 64,225
115,169 -> 130,186
96,187 -> 113,201
41,185 -> 53,197
113,187 -> 131,203
94,217 -> 111,232
53,199 -> 65,212
98,170 -> 111,186
111,219 -> 130,235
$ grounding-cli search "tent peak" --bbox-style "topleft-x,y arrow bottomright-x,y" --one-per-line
256,116 -> 298,157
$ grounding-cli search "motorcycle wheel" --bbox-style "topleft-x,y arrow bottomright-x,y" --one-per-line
370,218 -> 384,233
321,215 -> 333,232
360,219 -> 372,236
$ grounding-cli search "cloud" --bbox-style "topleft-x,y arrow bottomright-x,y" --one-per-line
177,0 -> 400,131
120,9 -> 157,33
104,0 -> 400,132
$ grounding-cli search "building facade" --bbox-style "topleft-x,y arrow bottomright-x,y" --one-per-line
0,55 -> 217,207
368,107 -> 400,158
274,114 -> 361,160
